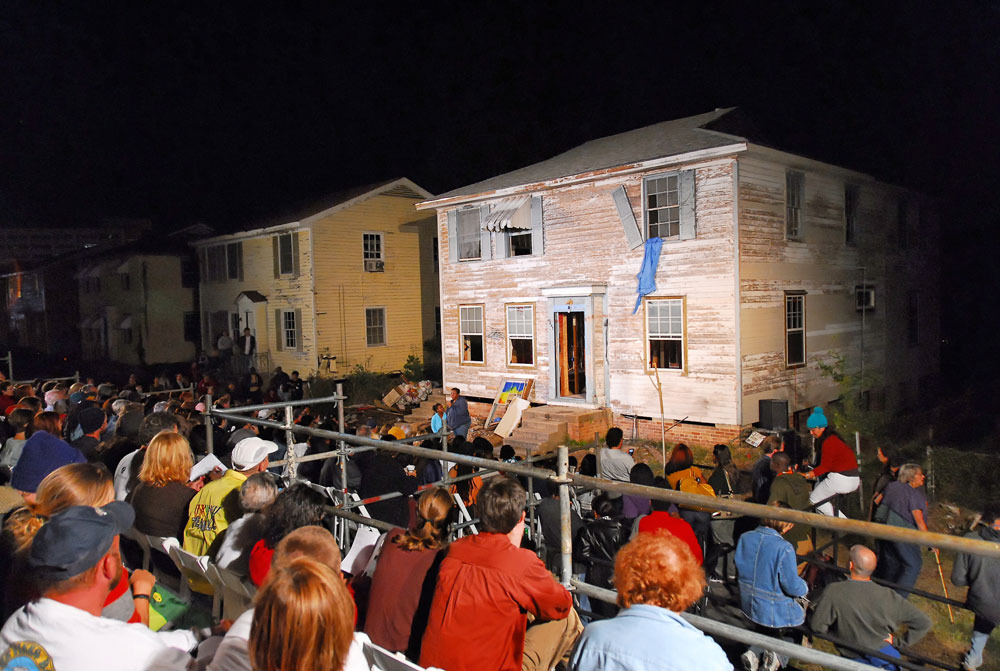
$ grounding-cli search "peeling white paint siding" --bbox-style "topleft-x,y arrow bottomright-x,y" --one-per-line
438,158 -> 741,424
738,149 -> 940,423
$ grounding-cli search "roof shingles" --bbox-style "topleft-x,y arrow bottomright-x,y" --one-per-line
433,108 -> 746,201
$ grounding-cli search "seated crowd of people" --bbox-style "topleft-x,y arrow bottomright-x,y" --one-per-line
0,371 -> 996,671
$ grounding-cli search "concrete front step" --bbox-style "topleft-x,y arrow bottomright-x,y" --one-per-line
502,404 -> 612,456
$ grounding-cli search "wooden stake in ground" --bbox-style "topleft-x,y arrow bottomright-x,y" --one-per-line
932,548 -> 955,623
652,365 -> 665,476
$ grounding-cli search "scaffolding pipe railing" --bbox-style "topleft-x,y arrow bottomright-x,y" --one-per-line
200,406 -> 1000,560
140,385 -> 195,399
10,371 -> 80,386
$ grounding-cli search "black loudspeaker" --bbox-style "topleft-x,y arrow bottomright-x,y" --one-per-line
758,399 -> 789,431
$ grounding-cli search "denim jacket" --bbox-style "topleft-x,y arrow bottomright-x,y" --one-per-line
734,526 -> 808,628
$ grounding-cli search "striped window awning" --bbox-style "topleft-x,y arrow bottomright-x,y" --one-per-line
483,196 -> 532,231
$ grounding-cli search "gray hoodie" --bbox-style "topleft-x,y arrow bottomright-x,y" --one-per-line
952,525 -> 1000,624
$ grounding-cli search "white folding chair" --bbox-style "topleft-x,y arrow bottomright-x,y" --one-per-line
207,563 -> 256,620
145,534 -> 186,599
363,638 -> 429,671
168,545 -> 222,620
452,493 -> 477,537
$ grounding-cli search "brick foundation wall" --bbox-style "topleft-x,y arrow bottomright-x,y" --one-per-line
614,414 -> 743,450
566,409 -> 613,443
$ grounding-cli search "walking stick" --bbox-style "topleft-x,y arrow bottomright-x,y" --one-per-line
932,548 -> 955,623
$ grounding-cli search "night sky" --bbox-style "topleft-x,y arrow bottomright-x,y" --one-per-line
2,2 -> 998,385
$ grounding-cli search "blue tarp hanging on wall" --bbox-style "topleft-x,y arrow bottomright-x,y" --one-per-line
632,237 -> 663,314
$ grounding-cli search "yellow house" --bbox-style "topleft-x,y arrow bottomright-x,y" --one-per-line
194,178 -> 438,377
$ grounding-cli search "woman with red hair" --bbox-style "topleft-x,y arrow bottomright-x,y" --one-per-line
569,530 -> 731,671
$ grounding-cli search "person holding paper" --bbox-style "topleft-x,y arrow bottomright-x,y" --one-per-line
131,431 -> 200,540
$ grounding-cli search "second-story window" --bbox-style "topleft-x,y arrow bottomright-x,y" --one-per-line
207,246 -> 226,282
845,185 -> 858,245
226,242 -> 242,280
645,174 -> 680,239
363,233 -> 384,272
456,209 -> 482,261
508,231 -> 532,256
278,234 -> 294,275
786,171 -> 804,239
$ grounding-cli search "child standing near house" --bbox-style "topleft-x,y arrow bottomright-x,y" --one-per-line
430,403 -> 445,435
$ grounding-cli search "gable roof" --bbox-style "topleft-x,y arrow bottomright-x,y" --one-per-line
195,178 -> 434,245
422,108 -> 748,206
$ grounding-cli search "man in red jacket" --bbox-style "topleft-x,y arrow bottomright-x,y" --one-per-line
420,476 -> 581,671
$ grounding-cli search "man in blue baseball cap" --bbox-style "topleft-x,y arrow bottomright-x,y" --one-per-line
0,503 -> 199,671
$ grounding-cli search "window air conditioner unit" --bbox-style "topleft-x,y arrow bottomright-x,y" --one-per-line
364,259 -> 384,272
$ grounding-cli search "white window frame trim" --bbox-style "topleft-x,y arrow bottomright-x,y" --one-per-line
458,304 -> 486,365
505,303 -> 535,367
644,296 -> 686,374
362,232 -> 385,262
282,309 -> 297,350
641,171 -> 682,241
364,306 -> 388,348
784,293 -> 806,368
785,171 -> 804,240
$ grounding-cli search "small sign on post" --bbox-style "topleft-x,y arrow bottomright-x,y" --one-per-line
745,431 -> 766,448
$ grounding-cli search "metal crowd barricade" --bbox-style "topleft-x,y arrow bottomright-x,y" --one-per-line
10,371 -> 80,386
139,384 -> 195,399
200,401 -> 1000,671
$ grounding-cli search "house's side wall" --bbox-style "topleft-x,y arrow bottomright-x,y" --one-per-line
199,229 -> 316,376
738,150 -> 940,425
437,157 -> 740,425
78,256 -> 194,365
141,256 -> 196,364
312,194 -> 431,376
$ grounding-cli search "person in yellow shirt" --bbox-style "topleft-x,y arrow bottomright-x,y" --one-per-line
183,437 -> 277,558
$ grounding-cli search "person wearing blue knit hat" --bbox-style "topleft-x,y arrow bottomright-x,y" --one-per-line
11,431 -> 86,503
803,407 -> 860,517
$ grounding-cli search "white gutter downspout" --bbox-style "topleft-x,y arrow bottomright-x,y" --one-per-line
732,159 -> 743,427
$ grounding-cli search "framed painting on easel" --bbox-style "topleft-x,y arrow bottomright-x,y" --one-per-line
485,378 -> 534,428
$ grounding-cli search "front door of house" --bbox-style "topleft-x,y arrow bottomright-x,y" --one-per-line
555,311 -> 586,397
